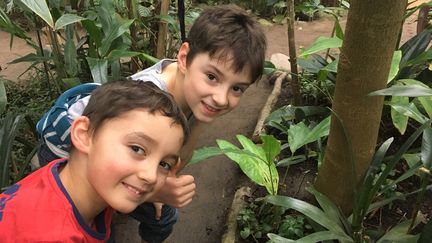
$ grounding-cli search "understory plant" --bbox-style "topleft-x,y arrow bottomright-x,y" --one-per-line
264,119 -> 432,242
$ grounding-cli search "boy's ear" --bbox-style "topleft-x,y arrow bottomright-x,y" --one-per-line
70,116 -> 92,154
177,42 -> 190,73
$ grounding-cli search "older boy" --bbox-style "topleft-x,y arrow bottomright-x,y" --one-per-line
0,80 -> 189,242
36,4 -> 267,242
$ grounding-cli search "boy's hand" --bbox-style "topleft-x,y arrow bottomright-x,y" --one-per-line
153,174 -> 196,208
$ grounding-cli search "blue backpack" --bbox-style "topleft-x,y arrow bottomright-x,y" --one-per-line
36,83 -> 100,157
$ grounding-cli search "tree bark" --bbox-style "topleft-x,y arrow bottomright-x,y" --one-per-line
314,0 -> 407,215
287,0 -> 302,105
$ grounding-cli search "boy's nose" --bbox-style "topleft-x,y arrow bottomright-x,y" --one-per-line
212,89 -> 229,107
136,161 -> 158,185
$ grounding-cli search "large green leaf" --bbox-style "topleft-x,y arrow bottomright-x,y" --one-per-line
388,50 -> 402,82
0,79 -> 6,114
389,102 -> 428,124
217,139 -> 267,187
64,25 -> 78,77
0,115 -> 22,190
107,50 -> 142,61
390,95 -> 409,135
188,146 -> 224,166
99,19 -> 135,57
86,57 -> 108,84
377,219 -> 421,243
54,13 -> 85,30
288,115 -> 330,154
369,84 -> 432,97
237,134 -> 266,161
421,127 -> 432,169
262,135 -> 281,165
268,231 -> 354,243
20,0 -> 54,28
265,195 -> 347,234
306,186 -> 348,232
299,37 -> 343,57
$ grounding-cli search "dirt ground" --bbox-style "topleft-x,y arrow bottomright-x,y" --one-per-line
0,1 -> 428,243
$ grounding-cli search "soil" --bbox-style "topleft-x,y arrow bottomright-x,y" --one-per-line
0,1 -> 430,243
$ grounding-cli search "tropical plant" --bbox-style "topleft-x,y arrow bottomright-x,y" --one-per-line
265,118 -> 432,242
190,134 -> 281,195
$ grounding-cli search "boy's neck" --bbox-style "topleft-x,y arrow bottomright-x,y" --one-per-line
163,62 -> 192,117
59,155 -> 107,226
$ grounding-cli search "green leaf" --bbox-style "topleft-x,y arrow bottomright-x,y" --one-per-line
306,186 -> 347,231
20,0 -> 54,28
405,49 -> 432,66
0,115 -> 22,189
421,127 -> 432,169
369,84 -> 432,97
269,231 -> 354,243
86,57 -> 108,84
64,25 -> 78,77
107,50 -> 141,61
54,14 -> 85,30
389,102 -> 428,124
388,50 -> 402,82
261,135 -> 281,165
100,19 -> 135,57
377,219 -> 421,243
288,116 -> 330,154
82,19 -> 103,49
321,59 -> 338,73
265,195 -> 347,235
0,79 -> 6,114
299,37 -> 343,57
403,153 -> 420,168
8,53 -> 51,64
390,95 -> 409,135
188,147 -> 223,166
237,134 -> 266,161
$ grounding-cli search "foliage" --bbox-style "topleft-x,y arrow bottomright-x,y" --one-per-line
264,117 -> 432,242
190,135 -> 280,195
265,105 -> 330,167
237,200 -> 312,241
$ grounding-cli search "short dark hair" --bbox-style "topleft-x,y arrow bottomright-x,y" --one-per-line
186,4 -> 267,83
82,79 -> 189,143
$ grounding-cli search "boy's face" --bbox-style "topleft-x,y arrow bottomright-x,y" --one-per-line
179,45 -> 252,123
84,110 -> 183,213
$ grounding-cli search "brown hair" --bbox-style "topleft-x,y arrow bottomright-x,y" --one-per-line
186,4 -> 267,83
82,79 -> 189,143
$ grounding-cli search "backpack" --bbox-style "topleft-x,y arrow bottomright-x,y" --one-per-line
36,83 -> 100,158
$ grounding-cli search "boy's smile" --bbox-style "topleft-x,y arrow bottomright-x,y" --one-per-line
179,50 -> 252,123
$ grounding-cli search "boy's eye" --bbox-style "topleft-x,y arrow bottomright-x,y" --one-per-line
160,161 -> 173,171
207,74 -> 217,82
130,145 -> 146,155
232,86 -> 245,95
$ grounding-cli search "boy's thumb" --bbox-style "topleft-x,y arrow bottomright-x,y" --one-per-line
153,202 -> 163,221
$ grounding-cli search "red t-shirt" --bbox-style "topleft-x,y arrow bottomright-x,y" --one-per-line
0,159 -> 113,242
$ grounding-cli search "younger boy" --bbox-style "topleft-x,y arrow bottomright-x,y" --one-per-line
36,4 -> 267,242
0,79 -> 189,242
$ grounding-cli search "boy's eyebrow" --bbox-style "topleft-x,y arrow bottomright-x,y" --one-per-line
130,132 -> 180,161
208,64 -> 251,85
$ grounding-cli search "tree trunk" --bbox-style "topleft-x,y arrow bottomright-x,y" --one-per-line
314,0 -> 407,215
287,0 -> 302,105
156,0 -> 170,59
